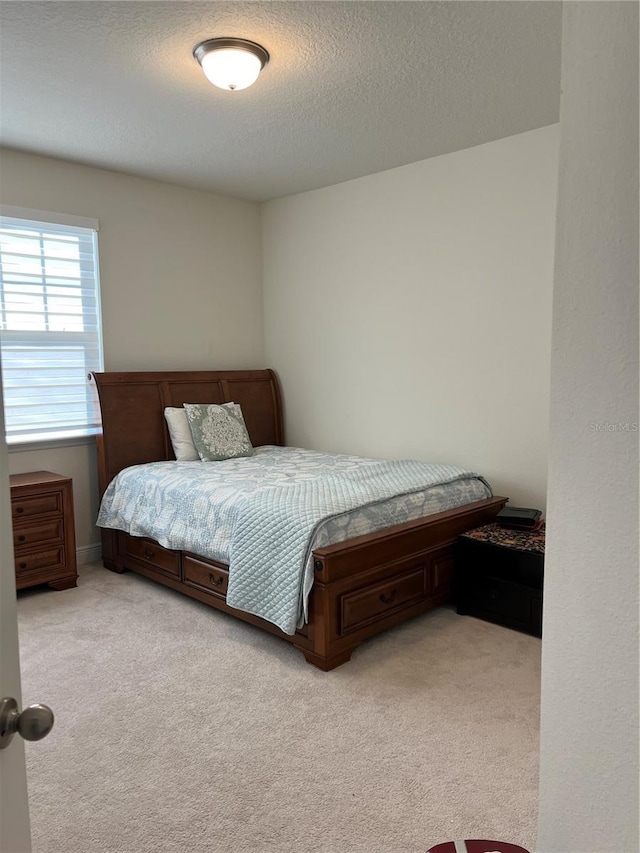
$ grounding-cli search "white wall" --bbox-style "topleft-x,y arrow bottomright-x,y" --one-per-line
262,126 -> 558,510
0,149 -> 264,554
537,3 -> 639,851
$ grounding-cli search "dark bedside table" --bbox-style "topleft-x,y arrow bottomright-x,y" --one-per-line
455,522 -> 544,637
10,471 -> 78,591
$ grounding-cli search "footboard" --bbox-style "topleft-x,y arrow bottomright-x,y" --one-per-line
302,495 -> 506,669
101,495 -> 506,670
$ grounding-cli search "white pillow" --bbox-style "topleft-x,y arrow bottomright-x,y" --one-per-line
164,407 -> 199,461
164,404 -> 242,461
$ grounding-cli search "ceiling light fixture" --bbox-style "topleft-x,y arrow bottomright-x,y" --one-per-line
193,38 -> 269,92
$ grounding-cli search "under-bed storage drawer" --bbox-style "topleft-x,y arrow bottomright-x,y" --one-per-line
125,537 -> 180,578
183,555 -> 229,599
340,566 -> 428,635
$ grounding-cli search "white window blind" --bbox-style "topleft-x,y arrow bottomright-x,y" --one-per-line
0,210 -> 104,444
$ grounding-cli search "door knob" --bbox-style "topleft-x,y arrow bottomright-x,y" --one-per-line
0,697 -> 54,749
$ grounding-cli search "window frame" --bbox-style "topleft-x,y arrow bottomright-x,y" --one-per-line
0,205 -> 104,451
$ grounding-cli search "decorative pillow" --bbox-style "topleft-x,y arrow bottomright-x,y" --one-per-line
183,402 -> 254,462
164,404 -> 242,461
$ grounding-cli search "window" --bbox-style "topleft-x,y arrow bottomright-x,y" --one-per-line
0,207 -> 104,445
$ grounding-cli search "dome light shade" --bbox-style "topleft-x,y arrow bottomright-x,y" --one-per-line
193,38 -> 269,91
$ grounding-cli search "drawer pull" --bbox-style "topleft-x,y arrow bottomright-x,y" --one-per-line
379,589 -> 397,605
143,547 -> 156,560
19,562 -> 27,569
208,573 -> 224,587
15,507 -> 24,514
17,535 -> 26,542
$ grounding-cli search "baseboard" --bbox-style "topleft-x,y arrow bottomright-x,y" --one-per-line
76,543 -> 102,566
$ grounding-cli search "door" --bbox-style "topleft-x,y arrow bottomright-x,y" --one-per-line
0,385 -> 32,852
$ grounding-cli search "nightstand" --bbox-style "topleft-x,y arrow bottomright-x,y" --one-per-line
10,471 -> 78,591
455,522 -> 544,637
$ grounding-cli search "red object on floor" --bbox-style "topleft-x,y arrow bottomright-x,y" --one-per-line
426,842 -> 532,853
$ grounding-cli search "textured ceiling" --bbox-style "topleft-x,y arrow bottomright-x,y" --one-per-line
0,1 -> 562,201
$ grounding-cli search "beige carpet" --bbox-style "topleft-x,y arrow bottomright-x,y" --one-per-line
17,564 -> 540,853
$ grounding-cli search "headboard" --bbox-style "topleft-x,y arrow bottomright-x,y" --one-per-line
90,369 -> 284,496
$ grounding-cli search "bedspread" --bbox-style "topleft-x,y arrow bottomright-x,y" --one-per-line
97,446 -> 491,633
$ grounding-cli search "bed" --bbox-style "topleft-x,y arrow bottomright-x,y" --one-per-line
90,369 -> 506,670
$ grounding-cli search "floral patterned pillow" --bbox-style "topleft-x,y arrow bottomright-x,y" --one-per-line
183,403 -> 254,461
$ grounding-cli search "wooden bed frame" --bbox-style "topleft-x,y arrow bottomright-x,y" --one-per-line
90,369 -> 506,670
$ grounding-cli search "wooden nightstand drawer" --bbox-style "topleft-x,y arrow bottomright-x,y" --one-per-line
15,546 -> 65,578
183,555 -> 229,598
11,492 -> 62,520
13,518 -> 64,549
125,536 -> 180,578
